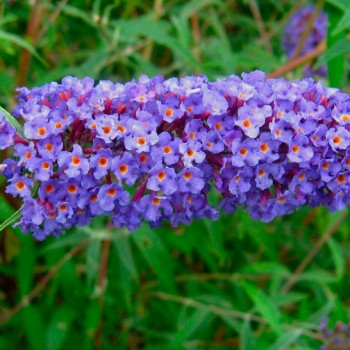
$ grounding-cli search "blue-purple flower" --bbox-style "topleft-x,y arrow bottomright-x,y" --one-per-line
2,70 -> 350,239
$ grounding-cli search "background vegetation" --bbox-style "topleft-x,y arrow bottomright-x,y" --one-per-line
1,0 -> 350,349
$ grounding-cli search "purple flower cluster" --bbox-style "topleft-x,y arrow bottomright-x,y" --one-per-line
0,113 -> 16,150
319,319 -> 350,350
2,71 -> 350,239
283,5 -> 327,77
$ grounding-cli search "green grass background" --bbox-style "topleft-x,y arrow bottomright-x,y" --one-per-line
1,0 -> 350,349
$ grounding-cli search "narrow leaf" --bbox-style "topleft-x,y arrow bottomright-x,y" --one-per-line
0,30 -> 47,66
0,205 -> 24,233
327,237 -> 345,280
0,105 -> 26,139
331,7 -> 350,35
242,282 -> 282,334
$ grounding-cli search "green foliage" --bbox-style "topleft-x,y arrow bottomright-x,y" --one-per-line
1,0 -> 350,349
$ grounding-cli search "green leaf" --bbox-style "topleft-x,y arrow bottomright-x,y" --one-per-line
326,0 -> 348,11
327,237 -> 345,280
240,318 -> 256,350
268,329 -> 302,350
22,306 -> 46,350
112,233 -> 138,282
180,0 -> 221,18
171,309 -> 210,347
326,4 -> 347,87
0,205 -> 24,233
0,30 -> 47,67
318,38 -> 350,65
0,105 -> 26,140
132,224 -> 175,292
242,282 -> 282,334
46,308 -> 75,350
332,7 -> 350,35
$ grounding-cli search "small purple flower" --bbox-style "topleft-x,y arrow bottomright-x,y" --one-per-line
124,121 -> 159,153
179,141 -> 206,167
14,142 -> 37,166
57,144 -> 89,178
90,149 -> 113,180
0,113 -> 16,149
56,202 -> 74,224
147,163 -> 177,195
37,136 -> 63,161
231,138 -> 260,167
158,98 -> 183,123
137,195 -> 173,222
26,157 -> 53,181
98,184 -> 129,212
151,132 -> 181,165
95,114 -> 118,142
318,157 -> 341,182
287,134 -> 314,164
327,126 -> 350,151
177,167 -> 205,194
6,174 -> 33,198
236,104 -> 271,138
23,116 -> 53,140
229,168 -> 253,196
111,152 -> 140,185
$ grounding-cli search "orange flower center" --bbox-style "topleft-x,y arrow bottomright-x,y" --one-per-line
117,125 -> 126,133
139,154 -> 147,163
107,188 -> 117,197
292,145 -> 299,153
42,162 -> 50,170
260,143 -> 269,153
15,181 -> 25,191
239,148 -> 248,156
137,137 -> 146,145
45,143 -> 54,151
99,157 -> 108,167
183,172 -> 192,180
337,174 -> 346,183
243,119 -> 251,128
157,171 -> 166,181
165,108 -> 173,117
119,164 -> 128,174
163,146 -> 171,154
45,184 -> 54,193
103,125 -> 111,134
37,127 -> 47,136
90,194 -> 98,202
68,185 -> 77,194
322,162 -> 329,170
215,122 -> 222,131
152,197 -> 161,205
59,205 -> 68,212
187,149 -> 195,157
71,156 -> 81,166
333,135 -> 342,144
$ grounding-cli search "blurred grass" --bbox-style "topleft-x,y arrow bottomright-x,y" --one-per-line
1,0 -> 350,349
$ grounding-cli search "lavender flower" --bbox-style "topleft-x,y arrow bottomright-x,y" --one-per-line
319,318 -> 350,350
283,5 -> 327,77
2,71 -> 350,239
